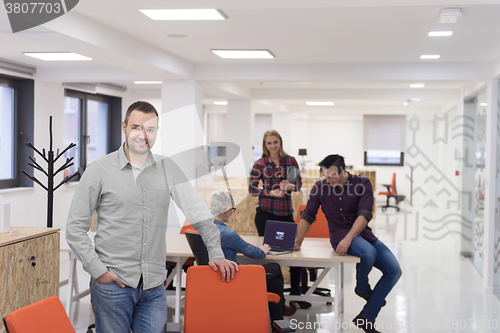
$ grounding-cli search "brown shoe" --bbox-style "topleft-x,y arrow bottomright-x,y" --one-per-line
284,302 -> 297,316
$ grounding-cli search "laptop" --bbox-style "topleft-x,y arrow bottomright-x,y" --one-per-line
263,220 -> 298,255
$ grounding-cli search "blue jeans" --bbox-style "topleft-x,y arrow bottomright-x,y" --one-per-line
333,236 -> 402,322
90,278 -> 167,333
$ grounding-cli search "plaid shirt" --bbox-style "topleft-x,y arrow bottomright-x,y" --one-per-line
301,173 -> 377,244
249,155 -> 302,216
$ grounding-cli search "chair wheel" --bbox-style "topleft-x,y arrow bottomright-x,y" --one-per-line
327,302 -> 332,306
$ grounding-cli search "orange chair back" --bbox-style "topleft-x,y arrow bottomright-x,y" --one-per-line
295,204 -> 330,238
390,173 -> 396,196
378,172 -> 397,196
180,220 -> 192,234
3,296 -> 75,333
184,265 -> 270,333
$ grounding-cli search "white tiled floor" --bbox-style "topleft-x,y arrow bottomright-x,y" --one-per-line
59,204 -> 500,332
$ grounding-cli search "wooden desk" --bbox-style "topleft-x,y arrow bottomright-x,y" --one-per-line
238,236 -> 360,333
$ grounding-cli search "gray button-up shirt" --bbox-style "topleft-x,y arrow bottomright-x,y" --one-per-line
66,145 -> 224,290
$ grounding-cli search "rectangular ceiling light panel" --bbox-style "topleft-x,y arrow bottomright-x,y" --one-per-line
306,101 -> 335,106
428,31 -> 453,37
420,55 -> 440,59
23,52 -> 92,61
140,9 -> 227,20
211,50 -> 274,59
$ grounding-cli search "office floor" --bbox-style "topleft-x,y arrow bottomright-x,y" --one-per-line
59,203 -> 500,333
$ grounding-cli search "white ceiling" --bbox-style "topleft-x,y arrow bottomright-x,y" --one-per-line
1,0 -> 500,110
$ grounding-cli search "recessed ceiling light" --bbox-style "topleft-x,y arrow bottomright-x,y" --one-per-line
306,101 -> 334,106
213,101 -> 228,105
23,52 -> 91,61
140,9 -> 227,20
410,83 -> 425,88
134,81 -> 162,84
403,102 -> 408,106
428,31 -> 453,37
439,8 -> 461,23
480,103 -> 488,106
420,55 -> 440,60
211,49 -> 274,59
167,34 -> 187,38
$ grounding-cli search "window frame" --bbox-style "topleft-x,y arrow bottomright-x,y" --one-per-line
0,74 -> 34,190
363,151 -> 405,166
64,89 -> 121,179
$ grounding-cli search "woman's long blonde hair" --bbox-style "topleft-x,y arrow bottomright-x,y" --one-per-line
262,130 -> 288,158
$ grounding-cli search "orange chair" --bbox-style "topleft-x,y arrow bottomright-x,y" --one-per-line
378,173 -> 405,211
295,204 -> 330,238
294,205 -> 332,303
184,265 -> 293,333
3,296 -> 76,333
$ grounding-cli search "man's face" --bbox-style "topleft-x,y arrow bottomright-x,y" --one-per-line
122,110 -> 158,155
323,166 -> 345,187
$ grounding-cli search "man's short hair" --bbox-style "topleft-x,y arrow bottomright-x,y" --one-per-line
318,154 -> 346,172
124,101 -> 159,126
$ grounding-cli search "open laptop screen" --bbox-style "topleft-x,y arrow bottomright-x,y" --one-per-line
263,220 -> 297,251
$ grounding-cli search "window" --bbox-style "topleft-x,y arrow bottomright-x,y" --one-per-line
64,90 -> 122,177
0,85 -> 15,180
0,74 -> 34,190
364,150 -> 405,166
363,115 -> 406,166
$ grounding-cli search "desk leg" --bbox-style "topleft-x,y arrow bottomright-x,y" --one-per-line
333,263 -> 341,333
66,253 -> 77,317
340,262 -> 344,314
339,263 -> 345,332
174,258 -> 182,323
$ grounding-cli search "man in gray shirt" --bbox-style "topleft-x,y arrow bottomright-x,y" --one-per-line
66,101 -> 237,333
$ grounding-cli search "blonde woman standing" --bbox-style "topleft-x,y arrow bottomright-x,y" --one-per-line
249,129 -> 310,308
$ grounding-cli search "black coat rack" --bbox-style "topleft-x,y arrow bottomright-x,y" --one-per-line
22,116 -> 80,228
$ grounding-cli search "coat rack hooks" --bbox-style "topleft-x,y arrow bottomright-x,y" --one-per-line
22,116 -> 80,228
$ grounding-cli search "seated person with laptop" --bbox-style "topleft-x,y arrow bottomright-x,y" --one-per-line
210,189 -> 297,321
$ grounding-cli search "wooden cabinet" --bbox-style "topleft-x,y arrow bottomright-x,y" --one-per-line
0,227 -> 60,333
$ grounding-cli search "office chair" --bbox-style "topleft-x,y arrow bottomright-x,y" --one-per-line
184,265 -> 294,333
184,228 -> 210,265
3,296 -> 76,333
294,205 -> 332,305
378,173 -> 405,211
